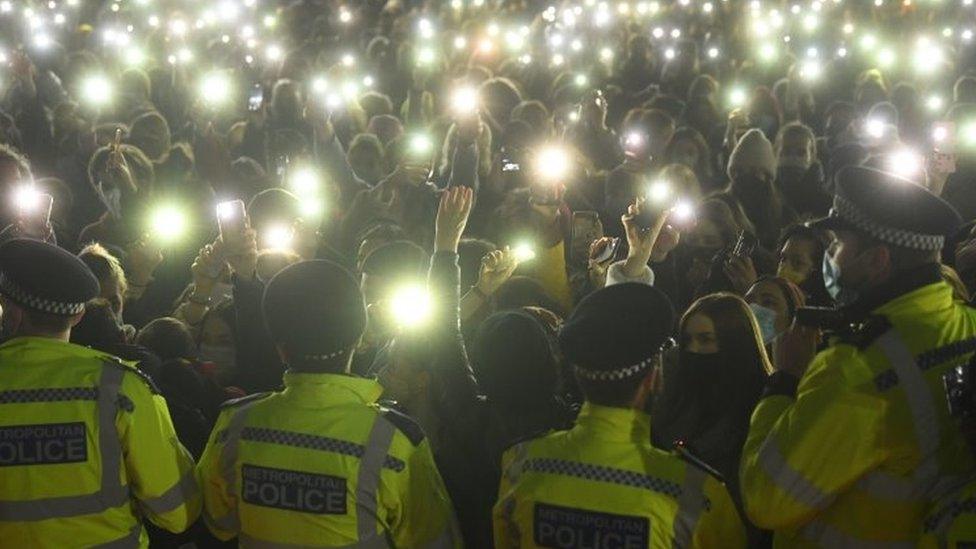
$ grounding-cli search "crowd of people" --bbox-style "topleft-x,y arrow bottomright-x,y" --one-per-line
6,0 -> 976,546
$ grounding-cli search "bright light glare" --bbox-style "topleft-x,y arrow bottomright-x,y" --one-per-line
647,181 -> 671,203
389,285 -> 433,329
535,146 -> 570,181
865,118 -> 885,139
671,201 -> 695,222
215,201 -> 240,220
451,86 -> 479,115
289,167 -> 319,195
887,149 -> 922,178
199,72 -> 232,107
410,134 -> 432,155
728,87 -> 747,108
263,224 -> 294,250
12,186 -> 42,213
512,242 -> 537,262
80,75 -> 113,107
150,206 -> 187,243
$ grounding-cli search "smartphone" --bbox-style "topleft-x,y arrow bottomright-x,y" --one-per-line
593,89 -> 607,110
592,237 -> 621,263
732,231 -> 757,257
216,199 -> 246,248
247,84 -> 264,112
18,192 -> 53,229
274,155 -> 290,184
572,211 -> 604,263
932,121 -> 956,154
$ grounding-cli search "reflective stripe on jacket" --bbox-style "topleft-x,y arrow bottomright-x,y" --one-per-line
740,280 -> 976,547
0,336 -> 200,547
197,371 -> 461,547
493,403 -> 746,548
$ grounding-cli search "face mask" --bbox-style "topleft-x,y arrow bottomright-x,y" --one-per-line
823,253 -> 859,307
198,343 -> 237,375
749,303 -> 780,344
679,350 -> 724,378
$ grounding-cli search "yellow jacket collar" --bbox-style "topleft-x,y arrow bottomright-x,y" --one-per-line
576,402 -> 651,443
281,371 -> 384,405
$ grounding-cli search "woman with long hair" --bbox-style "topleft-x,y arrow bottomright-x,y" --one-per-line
653,293 -> 772,509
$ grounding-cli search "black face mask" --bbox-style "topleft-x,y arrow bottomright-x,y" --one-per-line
679,350 -> 724,379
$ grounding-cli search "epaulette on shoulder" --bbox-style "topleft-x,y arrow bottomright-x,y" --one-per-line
220,392 -> 272,410
673,441 -> 725,485
377,403 -> 426,446
838,314 -> 892,350
100,357 -> 160,395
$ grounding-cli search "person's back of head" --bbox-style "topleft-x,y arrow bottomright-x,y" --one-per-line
128,111 -> 171,163
360,239 -> 430,280
559,284 -> 674,408
135,317 -> 196,361
70,298 -> 126,351
955,76 -> 976,104
472,310 -> 561,413
78,243 -> 128,315
263,260 -> 367,373
247,188 -> 302,236
348,133 -> 386,184
493,276 -> 566,318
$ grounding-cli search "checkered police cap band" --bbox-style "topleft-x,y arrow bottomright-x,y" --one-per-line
0,274 -> 86,316
299,348 -> 349,362
575,356 -> 654,382
831,195 -> 945,251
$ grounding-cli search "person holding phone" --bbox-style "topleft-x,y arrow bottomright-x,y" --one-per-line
741,167 -> 976,546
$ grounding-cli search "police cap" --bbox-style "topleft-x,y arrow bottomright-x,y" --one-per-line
810,166 -> 962,251
559,283 -> 674,382
0,238 -> 99,316
262,260 -> 367,362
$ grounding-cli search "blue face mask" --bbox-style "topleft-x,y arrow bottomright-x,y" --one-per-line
749,303 -> 780,344
823,253 -> 859,308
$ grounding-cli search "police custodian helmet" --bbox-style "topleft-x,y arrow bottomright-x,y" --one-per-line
810,166 -> 963,251
0,238 -> 100,316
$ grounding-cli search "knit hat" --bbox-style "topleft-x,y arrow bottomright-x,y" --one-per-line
727,128 -> 777,182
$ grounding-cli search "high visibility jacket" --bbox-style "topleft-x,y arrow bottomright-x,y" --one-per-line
0,337 -> 201,547
740,275 -> 976,547
919,478 -> 976,548
197,371 -> 461,547
493,403 -> 746,548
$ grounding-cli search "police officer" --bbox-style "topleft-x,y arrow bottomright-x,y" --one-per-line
740,166 -> 976,547
0,238 -> 200,546
493,283 -> 746,548
197,259 -> 461,547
